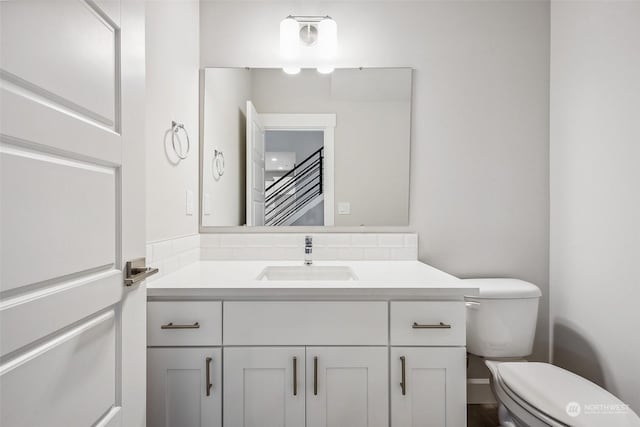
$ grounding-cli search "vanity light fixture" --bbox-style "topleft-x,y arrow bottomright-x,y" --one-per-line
279,15 -> 337,74
283,66 -> 301,75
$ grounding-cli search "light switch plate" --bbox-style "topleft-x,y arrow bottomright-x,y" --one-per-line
203,193 -> 211,215
186,190 -> 194,215
338,202 -> 351,215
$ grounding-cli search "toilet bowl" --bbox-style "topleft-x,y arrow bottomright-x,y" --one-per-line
464,278 -> 640,427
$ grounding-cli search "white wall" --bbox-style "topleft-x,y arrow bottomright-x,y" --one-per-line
550,1 -> 640,412
201,68 -> 250,226
200,0 -> 550,361
146,0 -> 200,242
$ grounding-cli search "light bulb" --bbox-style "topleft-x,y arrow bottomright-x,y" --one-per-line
317,66 -> 334,74
317,17 -> 337,59
283,67 -> 301,75
280,17 -> 299,59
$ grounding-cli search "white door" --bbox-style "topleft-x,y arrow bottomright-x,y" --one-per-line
148,348 -> 222,427
224,347 -> 305,427
390,347 -> 467,427
246,100 -> 265,225
306,347 -> 388,427
0,1 -> 146,426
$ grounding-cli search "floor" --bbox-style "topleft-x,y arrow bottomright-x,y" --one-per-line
468,404 -> 500,427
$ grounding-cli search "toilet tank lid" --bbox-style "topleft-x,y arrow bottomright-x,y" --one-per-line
462,278 -> 541,299
496,362 -> 640,426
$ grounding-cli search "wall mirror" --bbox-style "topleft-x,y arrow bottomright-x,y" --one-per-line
200,67 -> 412,228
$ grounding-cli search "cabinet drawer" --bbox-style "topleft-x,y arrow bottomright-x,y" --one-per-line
148,301 -> 222,346
224,301 -> 388,345
390,302 -> 465,346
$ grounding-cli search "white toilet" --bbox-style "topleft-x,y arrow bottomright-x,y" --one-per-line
464,278 -> 640,427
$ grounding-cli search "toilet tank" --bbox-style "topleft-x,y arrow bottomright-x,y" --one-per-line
463,279 -> 541,358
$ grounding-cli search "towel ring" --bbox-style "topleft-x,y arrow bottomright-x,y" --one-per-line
171,121 -> 190,160
213,149 -> 225,177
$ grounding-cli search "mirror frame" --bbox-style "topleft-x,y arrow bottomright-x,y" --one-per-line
198,67 -> 414,233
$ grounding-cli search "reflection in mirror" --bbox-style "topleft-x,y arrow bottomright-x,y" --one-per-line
201,68 -> 412,228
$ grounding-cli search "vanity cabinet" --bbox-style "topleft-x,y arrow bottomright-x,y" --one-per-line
390,347 -> 466,427
147,348 -> 222,427
147,299 -> 467,427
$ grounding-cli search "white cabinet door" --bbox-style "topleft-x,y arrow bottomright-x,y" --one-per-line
306,347 -> 388,427
148,348 -> 222,427
390,347 -> 466,427
224,347 -> 305,427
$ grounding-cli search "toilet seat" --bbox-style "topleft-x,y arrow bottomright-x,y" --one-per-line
487,361 -> 640,427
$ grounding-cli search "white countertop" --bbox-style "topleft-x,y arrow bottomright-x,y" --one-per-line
147,260 -> 479,300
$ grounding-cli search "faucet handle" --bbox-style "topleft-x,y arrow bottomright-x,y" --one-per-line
305,235 -> 313,245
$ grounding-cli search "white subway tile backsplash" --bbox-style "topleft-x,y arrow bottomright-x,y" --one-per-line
378,234 -> 405,247
148,233 -> 417,270
146,234 -> 201,281
200,234 -> 221,247
200,247 -> 234,260
219,234 -> 247,247
404,234 -> 418,248
246,234 -> 274,247
363,247 -> 391,260
390,247 -> 417,260
326,234 -> 352,247
274,234 -> 303,247
338,247 -> 365,260
351,234 -> 378,247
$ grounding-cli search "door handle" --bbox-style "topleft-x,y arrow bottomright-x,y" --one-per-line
161,322 -> 200,329
124,257 -> 158,286
293,356 -> 298,396
400,356 -> 406,395
206,357 -> 213,396
412,322 -> 451,329
314,356 -> 318,396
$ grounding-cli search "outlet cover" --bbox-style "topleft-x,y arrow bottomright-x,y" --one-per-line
338,202 -> 351,215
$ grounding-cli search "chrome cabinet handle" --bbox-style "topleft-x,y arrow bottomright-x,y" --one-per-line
293,356 -> 298,396
206,357 -> 213,396
412,322 -> 451,329
161,322 -> 200,329
400,356 -> 406,395
314,356 -> 318,396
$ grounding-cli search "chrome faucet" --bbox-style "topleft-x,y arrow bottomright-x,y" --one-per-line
304,236 -> 313,265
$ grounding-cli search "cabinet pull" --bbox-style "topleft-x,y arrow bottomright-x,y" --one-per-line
412,321 -> 451,329
161,322 -> 200,329
313,356 -> 318,396
400,356 -> 406,395
205,357 -> 213,396
293,356 -> 298,396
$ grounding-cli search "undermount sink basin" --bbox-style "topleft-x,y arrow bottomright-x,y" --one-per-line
257,265 -> 358,281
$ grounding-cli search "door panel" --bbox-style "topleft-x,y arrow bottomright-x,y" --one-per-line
0,145 -> 116,292
390,347 -> 466,427
307,347 -> 388,427
0,0 -> 119,127
148,348 -> 222,427
0,1 -> 146,426
0,311 -> 117,427
224,347 -> 305,427
246,101 -> 265,225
